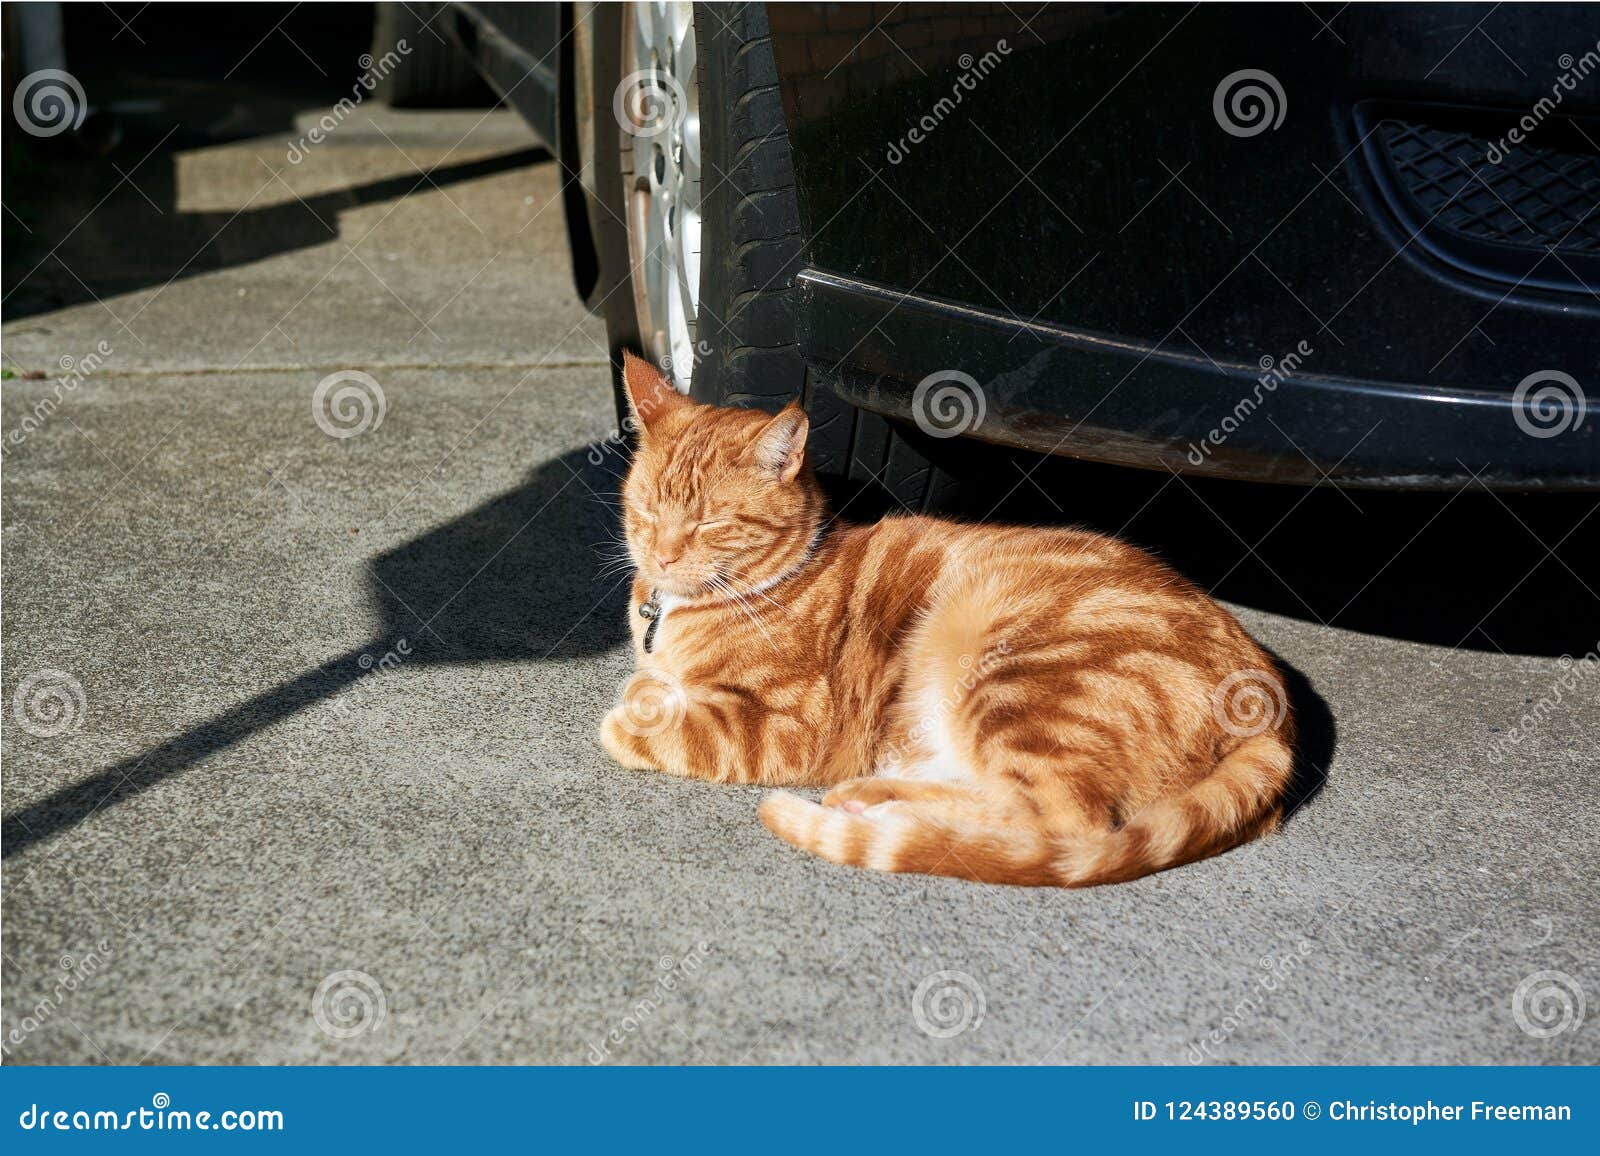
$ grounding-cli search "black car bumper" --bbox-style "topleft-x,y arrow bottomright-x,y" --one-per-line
774,3 -> 1600,490
801,267 -> 1598,489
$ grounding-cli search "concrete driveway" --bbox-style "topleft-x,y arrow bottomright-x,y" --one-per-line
3,103 -> 1596,1066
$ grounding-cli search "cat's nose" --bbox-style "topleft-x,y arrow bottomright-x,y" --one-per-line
655,549 -> 681,570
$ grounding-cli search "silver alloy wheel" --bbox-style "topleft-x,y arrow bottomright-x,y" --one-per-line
622,1 -> 702,393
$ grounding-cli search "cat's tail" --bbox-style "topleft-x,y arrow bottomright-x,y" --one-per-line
757,731 -> 1294,887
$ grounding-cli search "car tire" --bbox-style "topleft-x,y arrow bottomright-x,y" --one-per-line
589,2 -> 960,512
369,2 -> 492,108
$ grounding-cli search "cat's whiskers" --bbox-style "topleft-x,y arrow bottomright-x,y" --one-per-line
720,564 -> 790,616
706,573 -> 779,652
591,526 -> 641,582
593,543 -> 640,580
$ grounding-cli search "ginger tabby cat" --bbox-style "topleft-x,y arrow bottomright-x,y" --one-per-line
599,352 -> 1297,887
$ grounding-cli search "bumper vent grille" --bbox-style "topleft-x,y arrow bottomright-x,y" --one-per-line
1378,118 -> 1600,255
1356,102 -> 1600,296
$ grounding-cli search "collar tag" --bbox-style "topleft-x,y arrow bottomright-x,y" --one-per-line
639,588 -> 662,653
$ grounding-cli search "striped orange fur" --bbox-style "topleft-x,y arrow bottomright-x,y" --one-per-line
599,352 -> 1297,887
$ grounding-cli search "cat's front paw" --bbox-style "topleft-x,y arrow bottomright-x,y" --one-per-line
599,707 -> 658,771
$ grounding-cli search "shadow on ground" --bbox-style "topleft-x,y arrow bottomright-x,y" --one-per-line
3,142 -> 544,318
3,445 -> 627,857
2,2 -> 514,318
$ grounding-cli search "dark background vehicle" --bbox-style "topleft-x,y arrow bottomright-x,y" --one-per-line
381,1 -> 1599,498
5,1 -> 1594,652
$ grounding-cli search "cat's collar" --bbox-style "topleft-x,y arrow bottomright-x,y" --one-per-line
636,525 -> 823,653
639,588 -> 663,653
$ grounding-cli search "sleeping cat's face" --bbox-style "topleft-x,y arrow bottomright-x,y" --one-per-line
618,353 -> 823,600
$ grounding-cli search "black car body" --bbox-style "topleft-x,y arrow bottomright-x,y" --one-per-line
407,1 -> 1599,492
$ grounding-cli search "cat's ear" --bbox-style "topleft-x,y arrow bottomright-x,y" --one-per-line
751,402 -> 809,483
620,350 -> 689,435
